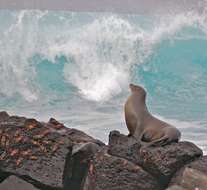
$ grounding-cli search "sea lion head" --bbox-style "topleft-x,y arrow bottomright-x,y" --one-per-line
129,84 -> 146,102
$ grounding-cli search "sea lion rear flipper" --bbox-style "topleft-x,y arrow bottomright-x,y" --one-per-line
141,132 -> 152,142
142,136 -> 170,148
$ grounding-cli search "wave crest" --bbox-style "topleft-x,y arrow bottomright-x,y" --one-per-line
0,9 -> 207,102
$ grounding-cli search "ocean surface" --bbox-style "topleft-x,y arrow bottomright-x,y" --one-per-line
0,9 -> 207,152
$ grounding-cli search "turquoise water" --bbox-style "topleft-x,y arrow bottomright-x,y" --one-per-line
0,10 -> 207,152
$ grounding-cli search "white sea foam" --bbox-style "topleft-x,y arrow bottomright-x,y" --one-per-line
56,11 -> 207,101
0,9 -> 207,102
0,11 -> 41,102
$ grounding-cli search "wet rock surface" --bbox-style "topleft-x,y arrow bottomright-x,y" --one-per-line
0,115 -> 72,189
0,111 -> 103,190
0,112 -> 206,190
64,142 -> 101,190
0,175 -> 40,190
166,185 -> 186,190
169,156 -> 207,190
108,130 -> 203,187
82,148 -> 161,190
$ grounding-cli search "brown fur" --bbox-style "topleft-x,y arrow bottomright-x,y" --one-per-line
124,84 -> 181,146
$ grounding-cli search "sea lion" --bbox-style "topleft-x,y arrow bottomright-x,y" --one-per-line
124,84 -> 181,147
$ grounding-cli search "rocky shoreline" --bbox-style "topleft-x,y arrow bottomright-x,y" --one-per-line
0,111 -> 206,190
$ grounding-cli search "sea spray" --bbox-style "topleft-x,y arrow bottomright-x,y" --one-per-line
0,10 -> 207,102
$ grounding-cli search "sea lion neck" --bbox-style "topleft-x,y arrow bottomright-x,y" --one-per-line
141,103 -> 150,115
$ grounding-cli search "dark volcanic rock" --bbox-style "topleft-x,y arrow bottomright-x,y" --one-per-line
108,131 -> 203,187
0,175 -> 40,190
0,117 -> 72,189
82,148 -> 161,190
1,113 -> 206,190
64,128 -> 105,146
0,113 -> 104,189
64,142 -> 101,190
108,130 -> 142,163
166,185 -> 186,190
0,112 -> 10,122
169,156 -> 207,190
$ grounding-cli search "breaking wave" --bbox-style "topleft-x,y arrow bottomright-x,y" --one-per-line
0,9 -> 207,103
